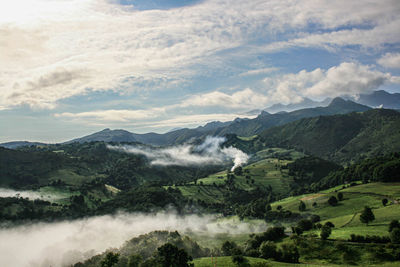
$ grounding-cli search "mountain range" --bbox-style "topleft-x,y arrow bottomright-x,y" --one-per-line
63,97 -> 370,146
1,90 -> 399,149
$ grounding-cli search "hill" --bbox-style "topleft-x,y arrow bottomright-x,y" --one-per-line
354,90 -> 400,109
0,141 -> 46,149
66,98 -> 370,146
264,97 -> 331,113
259,108 -> 400,163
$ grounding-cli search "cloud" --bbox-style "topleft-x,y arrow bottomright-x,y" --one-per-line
239,67 -> 279,77
55,108 -> 166,122
378,53 -> 400,69
1,0 -> 399,110
0,212 -> 267,267
0,188 -> 63,201
108,136 -> 249,170
264,62 -> 398,102
180,88 -> 270,109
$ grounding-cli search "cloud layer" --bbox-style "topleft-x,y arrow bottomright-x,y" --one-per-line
1,0 -> 400,110
0,212 -> 267,267
108,136 -> 249,170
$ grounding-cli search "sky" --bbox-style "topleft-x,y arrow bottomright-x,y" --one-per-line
1,0 -> 400,143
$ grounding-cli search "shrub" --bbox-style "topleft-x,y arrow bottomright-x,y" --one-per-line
320,225 -> 331,240
360,206 -> 375,225
389,220 -> 400,232
324,221 -> 335,228
390,228 -> 400,244
328,196 -> 338,206
259,241 -> 277,259
298,201 -> 306,211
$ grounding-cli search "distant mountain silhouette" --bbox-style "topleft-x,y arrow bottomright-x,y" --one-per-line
354,90 -> 400,109
67,97 -> 370,146
264,97 -> 332,113
0,141 -> 46,149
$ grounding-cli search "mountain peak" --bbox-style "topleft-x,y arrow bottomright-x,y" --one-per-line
329,97 -> 347,106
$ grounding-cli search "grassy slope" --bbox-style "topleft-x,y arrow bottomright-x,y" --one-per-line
173,148 -> 304,204
271,182 -> 400,239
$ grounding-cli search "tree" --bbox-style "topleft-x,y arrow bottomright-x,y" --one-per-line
328,196 -> 338,206
231,255 -> 249,267
279,243 -> 299,263
389,220 -> 400,232
222,241 -> 239,256
298,201 -> 306,211
259,241 -> 277,259
320,225 -> 331,240
382,198 -> 388,206
390,228 -> 400,244
156,243 -> 193,267
324,221 -> 335,228
360,206 -> 375,225
101,252 -> 119,267
234,166 -> 243,176
128,254 -> 142,267
337,192 -> 343,201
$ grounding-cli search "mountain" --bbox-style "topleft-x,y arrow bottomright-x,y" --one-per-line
67,128 -> 138,143
264,97 -> 332,113
66,98 -> 371,146
354,90 -> 400,109
259,108 -> 400,163
0,141 -> 46,149
210,97 -> 371,137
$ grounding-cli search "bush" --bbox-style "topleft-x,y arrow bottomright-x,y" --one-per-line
328,196 -> 338,206
259,241 -> 277,259
324,221 -> 335,228
382,198 -> 388,206
310,214 -> 320,223
297,219 -> 313,231
360,206 -> 375,225
349,234 -> 390,243
222,241 -> 240,256
390,228 -> 400,244
320,225 -> 331,240
298,201 -> 306,211
279,243 -> 299,263
232,255 -> 249,267
337,192 -> 343,201
389,220 -> 400,232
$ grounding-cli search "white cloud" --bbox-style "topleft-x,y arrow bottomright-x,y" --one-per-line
239,67 -> 278,77
55,108 -> 165,122
108,136 -> 249,170
180,88 -> 270,109
264,62 -> 398,101
378,53 -> 400,69
0,0 -> 399,110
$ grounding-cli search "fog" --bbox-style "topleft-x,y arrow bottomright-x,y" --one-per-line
0,212 -> 267,267
0,188 -> 62,201
108,136 -> 249,171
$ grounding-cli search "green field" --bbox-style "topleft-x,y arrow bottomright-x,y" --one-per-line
271,182 -> 400,239
193,256 -> 355,267
173,148 -> 304,204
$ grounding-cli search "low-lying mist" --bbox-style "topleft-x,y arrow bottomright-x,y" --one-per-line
0,212 -> 267,267
0,188 -> 61,201
108,136 -> 249,171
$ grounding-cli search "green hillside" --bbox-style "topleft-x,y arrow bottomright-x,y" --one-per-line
260,109 -> 400,163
